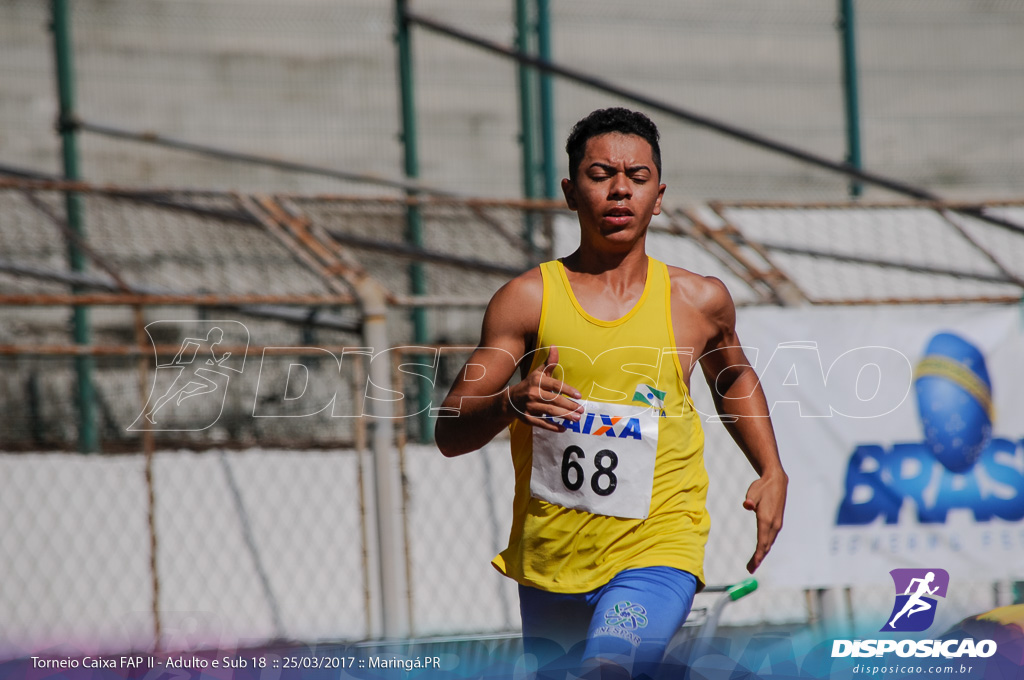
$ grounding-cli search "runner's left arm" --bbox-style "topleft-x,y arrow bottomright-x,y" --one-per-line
697,277 -> 788,574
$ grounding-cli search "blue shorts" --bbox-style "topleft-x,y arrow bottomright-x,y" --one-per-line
519,567 -> 698,680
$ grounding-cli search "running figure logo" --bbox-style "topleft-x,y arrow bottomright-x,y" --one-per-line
881,568 -> 949,632
130,321 -> 249,432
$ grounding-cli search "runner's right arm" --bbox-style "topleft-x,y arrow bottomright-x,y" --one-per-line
435,270 -> 583,457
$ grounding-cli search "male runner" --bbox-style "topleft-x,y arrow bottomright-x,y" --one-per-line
435,108 -> 787,679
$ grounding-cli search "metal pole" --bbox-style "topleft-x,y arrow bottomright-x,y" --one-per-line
385,0 -> 417,637
839,0 -> 863,197
515,0 -> 542,261
51,0 -> 97,453
359,278 -> 410,639
395,0 -> 433,444
536,0 -> 558,200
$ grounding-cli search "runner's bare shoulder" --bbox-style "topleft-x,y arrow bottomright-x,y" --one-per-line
482,266 -> 544,342
666,265 -> 734,320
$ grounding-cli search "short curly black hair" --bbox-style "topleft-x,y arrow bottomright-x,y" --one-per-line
565,107 -> 662,180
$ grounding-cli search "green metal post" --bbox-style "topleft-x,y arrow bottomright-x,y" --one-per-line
839,0 -> 863,197
516,0 -> 538,200
395,0 -> 432,442
516,0 -> 541,260
51,0 -> 98,453
536,0 -> 558,200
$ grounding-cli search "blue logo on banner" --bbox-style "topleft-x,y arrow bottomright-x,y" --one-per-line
881,568 -> 949,632
915,333 -> 992,473
837,332 -> 1024,525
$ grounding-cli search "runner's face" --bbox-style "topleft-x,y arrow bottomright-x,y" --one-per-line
562,132 -> 666,251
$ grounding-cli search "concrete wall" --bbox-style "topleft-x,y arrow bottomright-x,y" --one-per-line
2,1 -> 1023,201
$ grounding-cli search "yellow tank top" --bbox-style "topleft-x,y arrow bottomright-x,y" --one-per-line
492,257 -> 710,592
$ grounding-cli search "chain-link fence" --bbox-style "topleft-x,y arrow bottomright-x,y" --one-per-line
0,181 -> 553,654
0,183 -> 557,450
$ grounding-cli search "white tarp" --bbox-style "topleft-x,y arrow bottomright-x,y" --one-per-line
722,304 -> 1024,588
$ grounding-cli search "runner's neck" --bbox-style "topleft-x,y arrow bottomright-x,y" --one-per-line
558,251 -> 651,322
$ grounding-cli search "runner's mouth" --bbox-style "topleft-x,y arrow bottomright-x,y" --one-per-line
603,209 -> 634,228
605,207 -> 634,217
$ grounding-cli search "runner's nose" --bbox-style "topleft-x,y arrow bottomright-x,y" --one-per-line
608,172 -> 631,200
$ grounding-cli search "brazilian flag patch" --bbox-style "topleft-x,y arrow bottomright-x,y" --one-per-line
632,384 -> 665,409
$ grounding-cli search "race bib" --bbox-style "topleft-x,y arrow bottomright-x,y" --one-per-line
530,399 -> 660,520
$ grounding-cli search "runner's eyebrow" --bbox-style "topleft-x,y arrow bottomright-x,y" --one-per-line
588,162 -> 651,175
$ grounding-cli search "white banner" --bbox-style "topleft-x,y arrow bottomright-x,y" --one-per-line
724,305 -> 1024,587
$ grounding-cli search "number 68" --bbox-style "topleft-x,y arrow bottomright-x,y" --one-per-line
560,445 -> 618,496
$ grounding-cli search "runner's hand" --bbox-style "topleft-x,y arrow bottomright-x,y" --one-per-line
743,470 -> 788,573
506,346 -> 583,431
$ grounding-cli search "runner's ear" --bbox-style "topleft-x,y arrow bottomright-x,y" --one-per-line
561,178 -> 578,211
